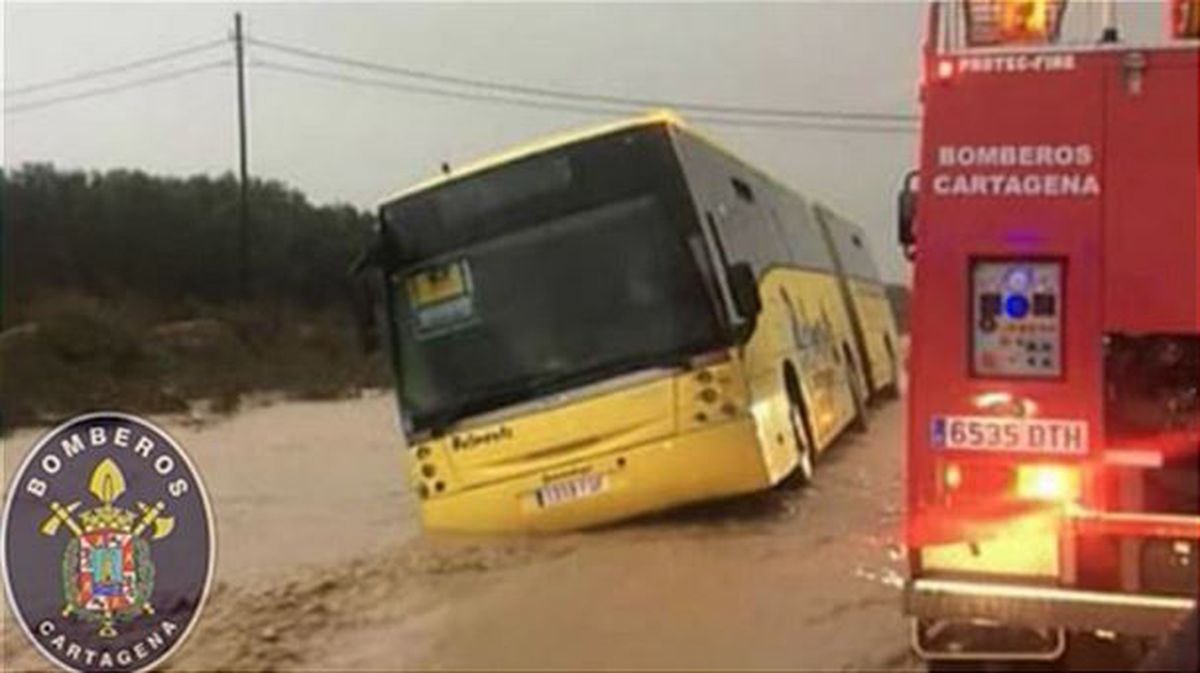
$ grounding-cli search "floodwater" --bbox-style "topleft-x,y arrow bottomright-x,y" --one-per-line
2,391 -> 916,671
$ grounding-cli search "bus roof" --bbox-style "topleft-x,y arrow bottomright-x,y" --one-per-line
375,110 -> 876,259
376,110 -> 686,209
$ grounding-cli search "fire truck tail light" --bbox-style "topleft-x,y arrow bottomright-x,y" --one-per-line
935,60 -> 955,80
943,463 -> 963,490
1016,464 -> 1080,502
1173,0 -> 1200,38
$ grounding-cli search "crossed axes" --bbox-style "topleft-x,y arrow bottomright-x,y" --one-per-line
40,500 -> 175,540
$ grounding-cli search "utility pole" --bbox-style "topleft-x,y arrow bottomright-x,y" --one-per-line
234,12 -> 251,299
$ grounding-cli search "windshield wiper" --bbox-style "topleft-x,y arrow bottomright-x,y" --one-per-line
421,350 -> 696,434
422,370 -> 571,434
535,350 -> 694,396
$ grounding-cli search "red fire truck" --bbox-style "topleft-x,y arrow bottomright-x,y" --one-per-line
900,0 -> 1199,665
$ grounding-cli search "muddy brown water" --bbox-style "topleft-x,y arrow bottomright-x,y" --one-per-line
3,392 -> 916,671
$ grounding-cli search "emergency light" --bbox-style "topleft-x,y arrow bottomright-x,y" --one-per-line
964,0 -> 1067,46
1174,0 -> 1200,38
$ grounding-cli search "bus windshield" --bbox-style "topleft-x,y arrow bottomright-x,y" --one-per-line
381,126 -> 725,432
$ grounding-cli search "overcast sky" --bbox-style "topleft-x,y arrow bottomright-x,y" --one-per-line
1,2 -> 1170,282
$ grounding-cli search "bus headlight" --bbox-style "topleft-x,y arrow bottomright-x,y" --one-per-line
677,355 -> 748,431
1015,464 -> 1080,503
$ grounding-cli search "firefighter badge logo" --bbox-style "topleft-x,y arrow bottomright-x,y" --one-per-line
3,413 -> 214,672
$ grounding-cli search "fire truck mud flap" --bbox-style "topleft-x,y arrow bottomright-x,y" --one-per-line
906,577 -> 1197,658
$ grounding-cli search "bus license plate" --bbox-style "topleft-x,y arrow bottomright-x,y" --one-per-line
931,415 -> 1087,454
535,473 -> 606,508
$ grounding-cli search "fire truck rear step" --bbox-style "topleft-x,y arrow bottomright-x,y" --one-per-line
906,577 -> 1196,638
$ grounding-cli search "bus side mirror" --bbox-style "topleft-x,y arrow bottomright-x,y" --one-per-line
727,262 -> 762,323
898,191 -> 915,245
349,244 -> 384,354
898,170 -> 918,259
350,277 -> 380,354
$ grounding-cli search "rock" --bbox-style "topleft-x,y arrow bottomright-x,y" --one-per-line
0,323 -> 40,351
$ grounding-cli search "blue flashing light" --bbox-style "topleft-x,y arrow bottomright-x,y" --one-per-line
1005,294 -> 1031,319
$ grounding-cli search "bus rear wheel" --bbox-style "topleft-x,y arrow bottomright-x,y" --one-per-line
880,335 -> 901,400
849,364 -> 868,431
844,353 -> 869,433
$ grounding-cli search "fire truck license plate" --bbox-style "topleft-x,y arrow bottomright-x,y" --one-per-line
535,473 -> 607,508
931,415 -> 1087,454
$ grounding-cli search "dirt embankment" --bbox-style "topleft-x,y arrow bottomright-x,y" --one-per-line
0,296 -> 388,429
3,394 -> 916,671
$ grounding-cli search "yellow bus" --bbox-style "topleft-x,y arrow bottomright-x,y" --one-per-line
359,112 -> 895,532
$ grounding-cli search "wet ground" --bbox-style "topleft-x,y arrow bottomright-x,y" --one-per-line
3,392 -> 916,671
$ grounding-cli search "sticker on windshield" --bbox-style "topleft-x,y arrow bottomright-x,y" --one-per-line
404,260 -> 477,338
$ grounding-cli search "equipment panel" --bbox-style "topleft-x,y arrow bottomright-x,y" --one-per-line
971,260 -> 1063,378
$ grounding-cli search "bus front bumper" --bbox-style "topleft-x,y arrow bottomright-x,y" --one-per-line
905,577 -> 1196,637
420,417 -> 770,533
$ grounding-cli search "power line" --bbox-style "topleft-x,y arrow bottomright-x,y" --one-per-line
252,59 -> 916,135
253,59 -> 638,116
247,35 -> 918,124
690,113 -> 916,134
3,37 -> 228,98
4,60 -> 233,115
253,59 -> 915,134
1,30 -> 915,133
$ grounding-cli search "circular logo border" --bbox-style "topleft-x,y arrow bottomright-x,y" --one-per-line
2,411 -> 218,673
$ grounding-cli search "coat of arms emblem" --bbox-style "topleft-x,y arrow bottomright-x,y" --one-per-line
40,457 -> 175,638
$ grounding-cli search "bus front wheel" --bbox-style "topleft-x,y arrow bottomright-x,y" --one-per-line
784,367 -> 816,486
790,405 -> 815,484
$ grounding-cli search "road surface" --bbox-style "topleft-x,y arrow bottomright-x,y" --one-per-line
3,392 -> 915,671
